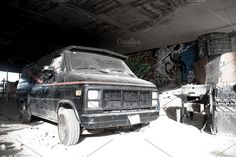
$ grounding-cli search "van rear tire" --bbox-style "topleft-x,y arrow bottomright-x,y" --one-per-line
58,108 -> 80,145
18,102 -> 31,123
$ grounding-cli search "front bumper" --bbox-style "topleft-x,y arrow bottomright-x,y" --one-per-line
80,109 -> 159,129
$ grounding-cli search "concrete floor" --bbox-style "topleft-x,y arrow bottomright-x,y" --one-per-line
0,91 -> 236,157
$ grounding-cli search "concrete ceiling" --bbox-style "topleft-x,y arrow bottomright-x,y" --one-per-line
101,0 -> 236,53
0,0 -> 236,71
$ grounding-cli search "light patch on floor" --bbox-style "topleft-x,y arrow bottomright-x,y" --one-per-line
0,90 -> 236,157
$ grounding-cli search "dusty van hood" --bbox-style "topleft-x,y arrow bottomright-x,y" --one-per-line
64,73 -> 156,88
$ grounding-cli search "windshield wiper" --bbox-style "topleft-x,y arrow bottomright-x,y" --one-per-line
101,69 -> 135,77
75,67 -> 109,74
99,69 -> 110,74
74,67 -> 97,70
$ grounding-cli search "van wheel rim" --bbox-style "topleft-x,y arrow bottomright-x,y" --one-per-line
19,105 -> 25,114
59,115 -> 67,141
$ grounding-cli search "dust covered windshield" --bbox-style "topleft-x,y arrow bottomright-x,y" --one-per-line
68,51 -> 135,77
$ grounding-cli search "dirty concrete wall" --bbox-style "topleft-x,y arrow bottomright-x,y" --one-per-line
198,32 -> 232,57
128,32 -> 236,89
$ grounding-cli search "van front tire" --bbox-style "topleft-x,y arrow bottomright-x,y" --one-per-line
58,108 -> 80,145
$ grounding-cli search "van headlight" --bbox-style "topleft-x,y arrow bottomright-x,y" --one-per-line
152,92 -> 158,107
87,101 -> 99,108
152,92 -> 158,99
88,90 -> 99,100
152,100 -> 158,106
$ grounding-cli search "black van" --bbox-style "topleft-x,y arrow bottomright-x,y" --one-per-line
17,46 -> 159,145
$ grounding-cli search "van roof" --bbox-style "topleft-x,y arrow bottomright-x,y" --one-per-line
22,45 -> 128,71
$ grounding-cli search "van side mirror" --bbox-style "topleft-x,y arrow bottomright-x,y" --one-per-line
43,66 -> 55,74
41,66 -> 55,82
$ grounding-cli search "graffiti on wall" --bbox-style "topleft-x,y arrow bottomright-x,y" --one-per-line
129,41 -> 198,89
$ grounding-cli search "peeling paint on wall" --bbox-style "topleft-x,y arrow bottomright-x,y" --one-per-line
130,0 -> 176,19
84,21 -> 118,34
17,0 -> 58,14
77,0 -> 121,15
15,0 -> 193,34
128,21 -> 154,32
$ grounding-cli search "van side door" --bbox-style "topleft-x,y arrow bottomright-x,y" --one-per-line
42,55 -> 65,121
30,84 -> 45,116
27,68 -> 46,117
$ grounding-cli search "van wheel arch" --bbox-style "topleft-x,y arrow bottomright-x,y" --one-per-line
56,100 -> 80,122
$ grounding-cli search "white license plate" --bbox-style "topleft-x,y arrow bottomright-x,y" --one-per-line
128,114 -> 140,125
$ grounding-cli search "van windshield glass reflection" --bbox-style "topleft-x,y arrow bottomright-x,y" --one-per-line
69,52 -> 135,77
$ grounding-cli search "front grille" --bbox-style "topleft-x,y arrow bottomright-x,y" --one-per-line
103,90 -> 152,109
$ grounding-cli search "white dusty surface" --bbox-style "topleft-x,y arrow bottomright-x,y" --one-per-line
1,115 -> 236,157
0,90 -> 236,157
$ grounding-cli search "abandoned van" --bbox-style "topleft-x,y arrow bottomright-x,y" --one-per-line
17,46 -> 159,145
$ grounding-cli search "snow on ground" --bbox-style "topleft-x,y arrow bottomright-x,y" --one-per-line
0,90 -> 236,157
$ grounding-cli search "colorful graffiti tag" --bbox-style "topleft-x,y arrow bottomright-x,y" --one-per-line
128,41 -> 198,89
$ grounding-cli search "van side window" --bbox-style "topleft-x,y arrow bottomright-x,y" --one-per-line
20,67 -> 43,85
50,55 -> 63,73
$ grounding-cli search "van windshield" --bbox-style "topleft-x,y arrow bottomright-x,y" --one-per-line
68,52 -> 136,77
